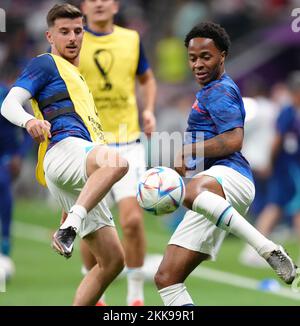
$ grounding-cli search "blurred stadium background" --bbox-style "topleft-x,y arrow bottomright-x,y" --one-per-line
1,0 -> 300,306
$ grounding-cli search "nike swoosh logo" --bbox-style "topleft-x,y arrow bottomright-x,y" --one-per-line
225,214 -> 233,227
64,243 -> 74,252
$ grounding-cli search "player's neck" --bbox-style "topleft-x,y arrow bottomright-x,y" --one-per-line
51,50 -> 79,67
87,20 -> 114,34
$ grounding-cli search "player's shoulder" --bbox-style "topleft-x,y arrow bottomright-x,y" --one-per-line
114,25 -> 139,40
203,74 -> 239,99
30,53 -> 54,65
26,53 -> 56,73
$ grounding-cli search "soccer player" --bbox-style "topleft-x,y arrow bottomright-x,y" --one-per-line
78,0 -> 157,306
1,3 -> 128,306
154,22 -> 299,306
0,84 -> 32,272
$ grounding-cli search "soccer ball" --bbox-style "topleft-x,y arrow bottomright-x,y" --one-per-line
137,166 -> 185,215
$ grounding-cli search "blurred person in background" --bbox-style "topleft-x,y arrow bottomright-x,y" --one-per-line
239,78 -> 280,267
79,0 -> 157,306
172,0 -> 209,40
155,28 -> 189,84
241,78 -> 280,219
241,71 -> 300,267
154,22 -> 299,306
0,84 -> 32,279
1,3 -> 128,305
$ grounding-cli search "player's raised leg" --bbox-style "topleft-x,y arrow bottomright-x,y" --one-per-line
184,174 -> 297,284
52,144 -> 128,258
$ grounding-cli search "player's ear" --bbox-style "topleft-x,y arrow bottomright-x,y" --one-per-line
46,30 -> 53,45
220,51 -> 226,65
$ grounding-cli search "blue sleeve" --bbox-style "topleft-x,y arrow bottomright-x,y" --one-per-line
14,55 -> 54,97
276,107 -> 293,135
202,85 -> 244,133
136,41 -> 150,76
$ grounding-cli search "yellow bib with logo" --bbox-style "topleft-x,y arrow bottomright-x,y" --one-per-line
79,25 -> 140,143
31,53 -> 105,187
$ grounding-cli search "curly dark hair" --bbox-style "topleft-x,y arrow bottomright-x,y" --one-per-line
184,22 -> 231,56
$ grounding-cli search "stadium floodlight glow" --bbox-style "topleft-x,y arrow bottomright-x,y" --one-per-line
0,8 -> 5,32
0,267 -> 5,292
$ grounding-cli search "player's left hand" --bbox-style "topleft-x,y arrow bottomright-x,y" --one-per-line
142,110 -> 156,137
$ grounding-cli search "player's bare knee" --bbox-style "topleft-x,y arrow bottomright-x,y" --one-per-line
184,182 -> 205,209
101,248 -> 125,274
154,269 -> 173,289
120,214 -> 142,236
184,186 -> 198,209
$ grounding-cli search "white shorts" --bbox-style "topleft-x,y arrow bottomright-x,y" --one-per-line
169,165 -> 255,260
105,141 -> 146,205
43,137 -> 115,238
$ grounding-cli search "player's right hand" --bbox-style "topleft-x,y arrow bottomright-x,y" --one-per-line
25,119 -> 52,143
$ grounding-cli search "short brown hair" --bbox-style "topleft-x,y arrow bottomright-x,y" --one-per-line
47,3 -> 83,27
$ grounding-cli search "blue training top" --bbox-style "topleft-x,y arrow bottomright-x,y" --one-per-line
186,73 -> 253,181
14,54 -> 92,147
266,105 -> 300,209
276,105 -> 300,163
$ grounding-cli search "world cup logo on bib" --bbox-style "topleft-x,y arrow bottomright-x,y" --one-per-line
93,49 -> 114,91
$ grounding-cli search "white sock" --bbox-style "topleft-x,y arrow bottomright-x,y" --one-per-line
127,267 -> 144,305
192,191 -> 277,255
158,283 -> 194,306
60,205 -> 87,232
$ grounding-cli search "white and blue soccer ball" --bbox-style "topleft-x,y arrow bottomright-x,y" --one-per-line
137,166 -> 185,216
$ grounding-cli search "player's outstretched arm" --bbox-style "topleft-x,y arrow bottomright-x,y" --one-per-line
174,128 -> 244,177
1,86 -> 51,143
1,87 -> 35,127
187,127 -> 244,158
